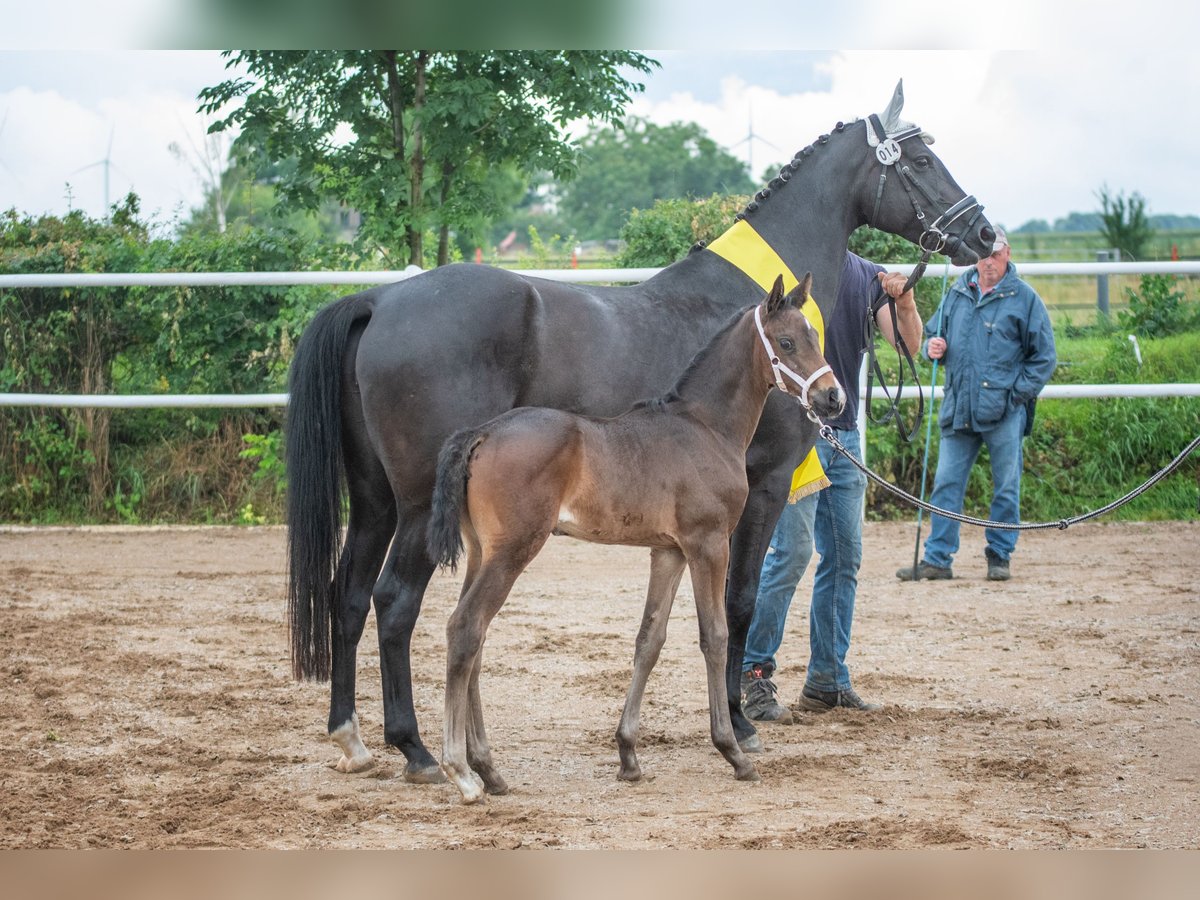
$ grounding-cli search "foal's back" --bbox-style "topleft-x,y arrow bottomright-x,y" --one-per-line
463,400 -> 748,553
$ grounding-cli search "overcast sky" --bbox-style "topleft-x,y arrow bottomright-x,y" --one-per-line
2,5 -> 1198,235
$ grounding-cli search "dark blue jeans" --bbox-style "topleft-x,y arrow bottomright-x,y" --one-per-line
743,427 -> 866,692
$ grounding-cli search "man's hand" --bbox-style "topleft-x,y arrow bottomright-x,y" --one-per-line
877,271 -> 915,305
927,337 -> 947,359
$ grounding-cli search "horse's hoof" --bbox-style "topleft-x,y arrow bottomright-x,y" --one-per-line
617,768 -> 643,783
736,766 -> 762,783
738,733 -> 764,754
403,762 -> 448,784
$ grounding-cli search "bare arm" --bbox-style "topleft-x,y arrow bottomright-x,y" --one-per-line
874,271 -> 923,353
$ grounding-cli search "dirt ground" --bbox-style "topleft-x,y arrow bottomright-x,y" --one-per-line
1,521 -> 1197,849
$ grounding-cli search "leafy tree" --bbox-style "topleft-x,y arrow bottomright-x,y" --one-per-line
198,51 -> 657,266
559,118 -> 756,240
1097,185 -> 1154,260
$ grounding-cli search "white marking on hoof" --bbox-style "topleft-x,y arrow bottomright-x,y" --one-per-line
445,764 -> 487,804
330,713 -> 373,773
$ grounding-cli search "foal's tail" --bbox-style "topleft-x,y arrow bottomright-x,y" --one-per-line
285,293 -> 374,682
427,427 -> 482,572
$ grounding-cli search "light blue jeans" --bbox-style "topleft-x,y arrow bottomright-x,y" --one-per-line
923,406 -> 1026,568
744,427 -> 866,692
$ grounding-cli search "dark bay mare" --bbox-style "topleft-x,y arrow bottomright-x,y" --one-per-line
285,83 -> 995,781
427,275 -> 841,802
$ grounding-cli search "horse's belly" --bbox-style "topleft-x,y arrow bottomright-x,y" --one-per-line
552,506 -> 675,549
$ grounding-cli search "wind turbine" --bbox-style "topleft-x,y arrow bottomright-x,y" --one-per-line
70,126 -> 124,219
729,105 -> 782,183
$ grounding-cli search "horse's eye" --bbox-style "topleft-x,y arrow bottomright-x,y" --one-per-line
913,155 -> 932,169
779,338 -> 796,353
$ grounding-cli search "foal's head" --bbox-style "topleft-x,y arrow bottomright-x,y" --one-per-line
755,274 -> 845,420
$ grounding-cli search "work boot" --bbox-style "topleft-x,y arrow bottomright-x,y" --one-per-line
985,547 -> 1011,581
741,665 -> 794,724
797,684 -> 882,713
895,560 -> 953,581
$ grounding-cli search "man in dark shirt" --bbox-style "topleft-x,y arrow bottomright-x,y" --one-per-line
742,252 -> 921,722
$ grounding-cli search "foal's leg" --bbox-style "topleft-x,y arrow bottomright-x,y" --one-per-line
458,529 -> 510,796
443,542 -> 542,804
616,547 -> 687,782
371,506 -> 444,783
688,540 -> 759,782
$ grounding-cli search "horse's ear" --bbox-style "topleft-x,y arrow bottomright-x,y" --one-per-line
765,274 -> 787,316
785,272 -> 813,309
880,79 -> 905,133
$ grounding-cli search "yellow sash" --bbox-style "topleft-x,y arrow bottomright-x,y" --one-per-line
707,219 -> 830,501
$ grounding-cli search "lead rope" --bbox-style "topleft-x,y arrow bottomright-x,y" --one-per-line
818,423 -> 1200,531
909,264 -> 950,577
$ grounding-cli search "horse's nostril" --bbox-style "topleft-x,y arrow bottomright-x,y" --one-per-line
980,223 -> 996,245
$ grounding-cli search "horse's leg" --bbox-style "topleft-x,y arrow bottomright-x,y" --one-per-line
616,547 -> 687,782
371,505 -> 443,783
727,411 -> 810,751
328,395 -> 396,773
443,546 -> 534,804
688,539 -> 759,782
328,500 -> 395,772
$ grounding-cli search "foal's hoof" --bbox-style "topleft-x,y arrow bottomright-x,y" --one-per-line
403,761 -> 448,785
483,774 -> 510,796
736,765 -> 762,783
738,733 -> 764,754
335,752 -> 374,773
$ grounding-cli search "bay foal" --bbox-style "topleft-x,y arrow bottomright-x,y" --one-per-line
427,274 -> 844,803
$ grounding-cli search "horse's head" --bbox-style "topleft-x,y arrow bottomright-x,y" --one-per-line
858,80 -> 994,266
756,274 -> 845,419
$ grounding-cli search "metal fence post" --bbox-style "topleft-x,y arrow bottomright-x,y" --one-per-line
1096,249 -> 1110,319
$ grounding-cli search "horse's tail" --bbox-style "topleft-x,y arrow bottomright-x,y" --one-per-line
285,293 -> 374,682
427,426 -> 481,572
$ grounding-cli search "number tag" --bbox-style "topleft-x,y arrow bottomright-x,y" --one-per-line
875,138 -> 902,166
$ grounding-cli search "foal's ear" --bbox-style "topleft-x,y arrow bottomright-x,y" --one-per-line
785,271 -> 814,309
764,273 -> 787,316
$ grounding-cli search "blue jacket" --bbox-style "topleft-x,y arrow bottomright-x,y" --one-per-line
924,262 -> 1057,434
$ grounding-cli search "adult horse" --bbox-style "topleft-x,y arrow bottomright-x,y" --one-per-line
285,82 -> 995,782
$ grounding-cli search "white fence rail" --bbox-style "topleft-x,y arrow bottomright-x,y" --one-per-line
3,260 -> 1200,290
2,264 -> 1199,409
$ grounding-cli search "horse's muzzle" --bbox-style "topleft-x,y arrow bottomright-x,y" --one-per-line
946,221 -> 995,266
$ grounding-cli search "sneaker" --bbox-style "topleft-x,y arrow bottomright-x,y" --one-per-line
895,560 -> 953,581
797,684 -> 882,712
741,665 -> 794,724
985,548 -> 1011,581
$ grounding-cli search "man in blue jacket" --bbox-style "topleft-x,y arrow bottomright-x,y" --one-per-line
897,226 -> 1057,583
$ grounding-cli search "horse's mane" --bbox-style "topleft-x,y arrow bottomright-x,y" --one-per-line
684,116 -> 930,258
629,304 -> 753,413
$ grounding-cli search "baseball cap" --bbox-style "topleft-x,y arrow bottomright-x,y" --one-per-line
991,226 -> 1009,251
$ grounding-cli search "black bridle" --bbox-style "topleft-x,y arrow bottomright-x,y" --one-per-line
865,113 -> 986,294
862,114 -> 987,442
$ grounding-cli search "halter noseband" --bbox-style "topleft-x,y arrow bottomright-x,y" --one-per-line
865,114 -> 986,293
753,305 -> 833,418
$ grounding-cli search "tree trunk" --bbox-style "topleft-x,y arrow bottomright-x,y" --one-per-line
406,51 -> 429,267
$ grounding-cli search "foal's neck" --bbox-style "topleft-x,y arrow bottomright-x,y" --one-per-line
672,313 -> 773,450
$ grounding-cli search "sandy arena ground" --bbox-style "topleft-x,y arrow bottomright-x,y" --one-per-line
1,522 -> 1197,849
